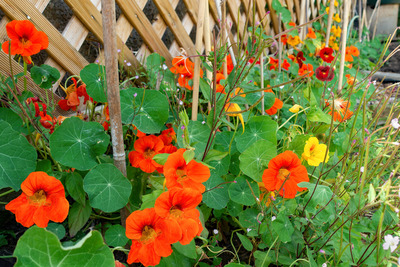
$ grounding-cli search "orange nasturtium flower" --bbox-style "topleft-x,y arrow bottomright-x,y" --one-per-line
345,46 -> 360,62
287,35 -> 302,47
225,102 -> 245,132
128,135 -> 164,173
345,74 -> 356,85
264,89 -> 283,116
298,63 -> 314,77
269,57 -> 279,70
215,73 -> 226,94
155,188 -> 203,245
5,172 -> 69,228
302,137 -> 329,166
262,151 -> 309,199
306,27 -> 316,39
325,98 -> 354,122
2,20 -> 49,64
159,128 -> 176,146
164,148 -> 210,193
126,208 -> 181,266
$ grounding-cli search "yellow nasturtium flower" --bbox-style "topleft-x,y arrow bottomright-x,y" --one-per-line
302,137 -> 329,166
289,104 -> 303,113
333,13 -> 341,23
225,103 -> 245,132
331,25 -> 341,38
287,35 -> 303,47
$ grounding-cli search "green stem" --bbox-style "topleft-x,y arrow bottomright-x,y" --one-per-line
0,189 -> 14,198
23,60 -> 28,92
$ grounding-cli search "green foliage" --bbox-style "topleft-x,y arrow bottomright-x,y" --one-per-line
83,164 -> 132,213
31,64 -> 60,89
80,63 -> 107,102
0,120 -> 37,190
14,227 -> 114,266
50,117 -> 110,170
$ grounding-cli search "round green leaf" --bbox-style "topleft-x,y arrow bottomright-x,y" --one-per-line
31,64 -> 60,89
104,225 -> 129,247
14,227 -> 114,267
50,117 -> 110,171
120,87 -> 169,133
229,176 -> 260,206
272,213 -> 294,243
83,164 -> 132,213
177,120 -> 211,158
0,107 -> 25,133
209,154 -> 230,176
203,175 -> 229,210
239,208 -> 260,229
80,63 -> 107,102
239,139 -> 276,182
46,223 -> 66,240
0,120 -> 37,190
235,115 -> 277,153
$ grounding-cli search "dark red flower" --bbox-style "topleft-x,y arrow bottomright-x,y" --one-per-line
315,66 -> 335,81
296,51 -> 306,68
319,47 -> 334,63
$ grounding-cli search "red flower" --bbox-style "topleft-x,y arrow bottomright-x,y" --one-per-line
306,27 -> 316,39
281,34 -> 288,45
215,73 -> 226,94
58,78 -> 91,111
126,208 -> 181,266
164,148 -> 210,193
269,57 -> 279,70
264,89 -> 283,115
281,59 -> 290,71
2,20 -> 49,62
296,51 -> 306,68
159,128 -> 176,145
128,135 -> 164,173
155,188 -> 203,245
5,172 -> 69,228
262,151 -> 309,199
315,66 -> 334,81
298,63 -> 314,77
319,47 -> 334,63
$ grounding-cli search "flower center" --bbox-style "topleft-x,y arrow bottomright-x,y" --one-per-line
28,189 -> 47,205
169,206 -> 183,218
310,144 -> 316,152
141,225 -> 158,243
278,168 -> 290,181
176,168 -> 187,181
143,148 -> 155,159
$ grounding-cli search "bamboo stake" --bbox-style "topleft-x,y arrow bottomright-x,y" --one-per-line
204,0 -> 212,112
337,0 -> 351,94
278,14 -> 282,73
191,0 -> 206,121
358,0 -> 362,42
261,52 -> 264,115
101,0 -> 128,226
325,0 -> 336,47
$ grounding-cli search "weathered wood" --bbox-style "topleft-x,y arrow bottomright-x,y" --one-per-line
266,0 -> 279,34
153,0 -> 196,56
64,0 -> 141,71
0,0 -> 89,75
115,0 -> 173,65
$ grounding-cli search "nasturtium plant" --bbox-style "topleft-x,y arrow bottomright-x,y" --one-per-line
0,120 -> 37,190
31,64 -> 60,89
80,63 -> 107,102
49,117 -> 110,170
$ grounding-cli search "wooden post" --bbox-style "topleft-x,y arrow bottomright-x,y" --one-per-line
204,0 -> 212,112
101,0 -> 128,224
338,1 -> 351,94
261,52 -> 265,115
325,0 -> 336,47
191,0 -> 206,121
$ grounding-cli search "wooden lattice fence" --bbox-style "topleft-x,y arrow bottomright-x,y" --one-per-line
0,0 -> 338,101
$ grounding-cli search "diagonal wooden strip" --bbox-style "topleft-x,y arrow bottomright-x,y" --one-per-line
0,0 -> 89,75
63,0 -> 141,72
227,0 -> 245,39
115,0 -> 173,65
152,0 -> 196,56
265,0 -> 279,34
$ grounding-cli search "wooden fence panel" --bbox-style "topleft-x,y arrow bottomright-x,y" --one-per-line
0,0 -> 328,100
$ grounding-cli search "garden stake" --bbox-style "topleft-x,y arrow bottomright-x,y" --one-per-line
325,0 -> 336,47
101,0 -> 128,226
203,0 -> 212,112
190,0 -> 205,121
261,51 -> 265,115
338,0 -> 351,94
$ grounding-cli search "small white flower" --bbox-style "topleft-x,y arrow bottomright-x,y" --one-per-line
345,180 -> 350,183
162,64 -> 168,70
393,142 -> 400,146
124,60 -> 127,63
322,263 -> 327,267
179,100 -> 183,105
213,229 -> 219,235
279,85 -> 284,89
271,216 -> 276,221
382,234 -> 399,252
201,121 -> 206,125
177,89 -> 180,92
126,62 -> 131,66
247,228 -> 251,232
117,49 -> 121,53
391,118 -> 400,129
372,80 -> 377,85
395,208 -> 399,213
360,167 -> 364,173
327,87 -> 331,91
134,75 -> 139,79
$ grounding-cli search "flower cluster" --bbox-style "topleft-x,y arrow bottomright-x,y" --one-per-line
58,78 -> 92,111
170,55 -> 203,90
26,97 -> 65,133
126,126 -> 210,266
